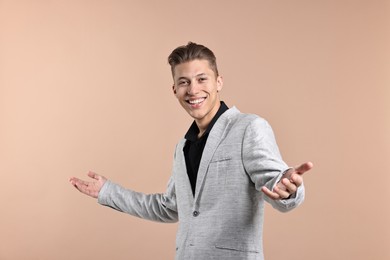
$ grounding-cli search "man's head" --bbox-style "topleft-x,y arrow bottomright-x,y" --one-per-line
168,42 -> 219,78
169,42 -> 223,132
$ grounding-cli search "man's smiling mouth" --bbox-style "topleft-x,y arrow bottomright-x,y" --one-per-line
187,97 -> 206,105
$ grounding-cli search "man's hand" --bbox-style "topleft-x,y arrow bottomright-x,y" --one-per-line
262,162 -> 313,200
69,171 -> 107,199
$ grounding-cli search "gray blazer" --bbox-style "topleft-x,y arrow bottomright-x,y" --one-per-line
98,107 -> 304,260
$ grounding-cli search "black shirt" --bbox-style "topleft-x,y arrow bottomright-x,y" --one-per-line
183,101 -> 229,196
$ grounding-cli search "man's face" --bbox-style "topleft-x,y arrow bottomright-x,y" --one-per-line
172,59 -> 223,128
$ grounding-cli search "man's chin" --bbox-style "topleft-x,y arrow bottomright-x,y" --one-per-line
187,111 -> 204,121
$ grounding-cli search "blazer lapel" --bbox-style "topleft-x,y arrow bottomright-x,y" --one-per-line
176,138 -> 195,204
194,107 -> 239,204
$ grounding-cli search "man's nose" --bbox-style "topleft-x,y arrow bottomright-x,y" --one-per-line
187,80 -> 200,95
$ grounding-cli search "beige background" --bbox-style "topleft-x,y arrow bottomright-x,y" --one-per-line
0,0 -> 389,259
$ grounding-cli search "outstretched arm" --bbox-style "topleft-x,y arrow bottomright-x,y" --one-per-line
70,172 -> 178,223
262,162 -> 313,200
69,171 -> 107,199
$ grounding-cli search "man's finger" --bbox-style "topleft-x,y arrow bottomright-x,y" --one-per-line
87,171 -> 98,179
262,186 -> 290,200
294,162 -> 314,175
281,178 -> 298,194
261,186 -> 280,200
71,181 -> 86,193
273,186 -> 291,199
71,178 -> 89,187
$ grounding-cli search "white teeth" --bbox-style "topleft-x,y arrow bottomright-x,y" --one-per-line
189,98 -> 205,104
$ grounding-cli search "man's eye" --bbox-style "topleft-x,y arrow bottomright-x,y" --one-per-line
178,81 -> 188,86
199,77 -> 207,82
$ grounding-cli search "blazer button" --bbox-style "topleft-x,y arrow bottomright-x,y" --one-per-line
192,210 -> 199,217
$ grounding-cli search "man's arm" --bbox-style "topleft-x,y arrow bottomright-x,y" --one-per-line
69,172 -> 178,223
242,117 -> 312,212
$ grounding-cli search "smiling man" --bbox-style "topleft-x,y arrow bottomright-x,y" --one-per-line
173,58 -> 223,137
70,42 -> 313,260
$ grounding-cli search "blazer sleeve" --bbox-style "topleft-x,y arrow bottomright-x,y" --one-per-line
242,116 -> 305,212
97,175 -> 178,223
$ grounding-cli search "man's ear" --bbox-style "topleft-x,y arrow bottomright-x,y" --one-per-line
172,84 -> 177,95
217,76 -> 223,92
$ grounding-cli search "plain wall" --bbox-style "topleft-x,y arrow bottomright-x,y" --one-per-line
0,0 -> 389,259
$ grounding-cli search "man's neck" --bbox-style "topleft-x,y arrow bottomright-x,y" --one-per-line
195,121 -> 209,138
195,101 -> 221,138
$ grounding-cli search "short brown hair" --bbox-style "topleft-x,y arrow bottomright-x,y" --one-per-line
168,42 -> 219,77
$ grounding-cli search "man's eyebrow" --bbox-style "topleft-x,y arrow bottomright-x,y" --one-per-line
176,73 -> 208,81
177,76 -> 189,81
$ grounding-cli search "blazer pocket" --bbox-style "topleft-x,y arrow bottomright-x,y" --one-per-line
215,242 -> 260,254
210,156 -> 232,163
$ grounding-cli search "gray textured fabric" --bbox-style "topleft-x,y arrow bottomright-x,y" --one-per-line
98,107 -> 304,260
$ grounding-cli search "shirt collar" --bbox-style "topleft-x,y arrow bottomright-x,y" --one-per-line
185,101 -> 229,141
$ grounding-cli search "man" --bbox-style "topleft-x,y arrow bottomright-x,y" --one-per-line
69,42 -> 313,260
